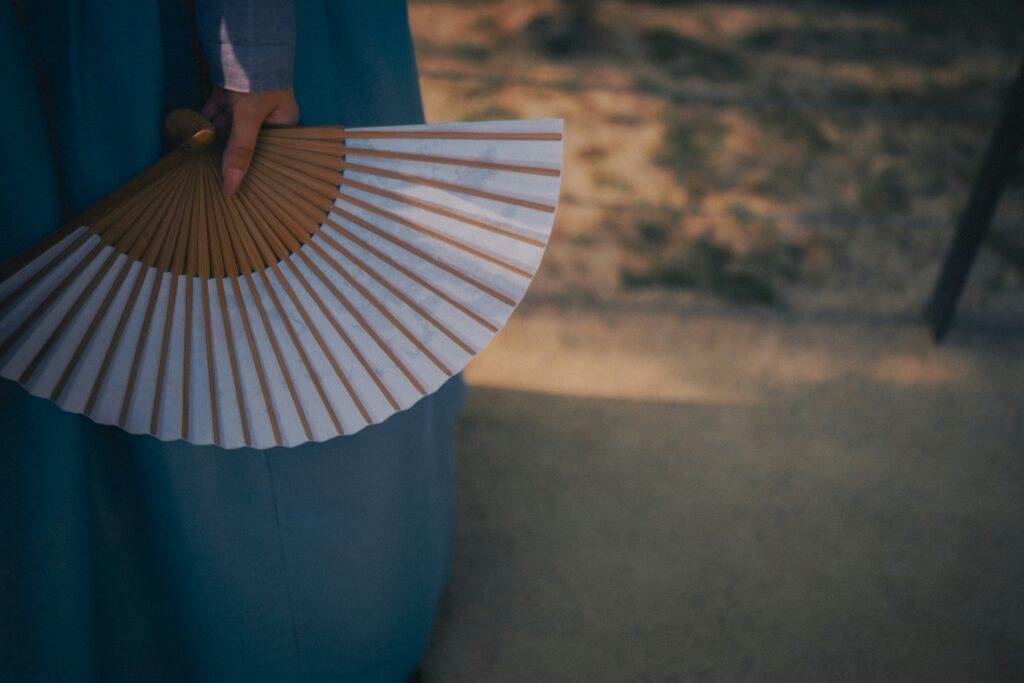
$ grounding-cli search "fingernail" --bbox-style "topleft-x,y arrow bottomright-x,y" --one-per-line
224,168 -> 243,197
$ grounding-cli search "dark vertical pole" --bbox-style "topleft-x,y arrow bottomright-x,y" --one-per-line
925,56 -> 1024,342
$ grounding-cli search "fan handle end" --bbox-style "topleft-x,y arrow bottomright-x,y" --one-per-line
165,109 -> 215,154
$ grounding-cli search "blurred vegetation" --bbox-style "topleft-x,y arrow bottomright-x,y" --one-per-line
860,167 -> 911,215
653,114 -> 728,187
410,0 -> 1024,314
641,28 -> 746,80
622,235 -> 781,306
452,42 -> 492,63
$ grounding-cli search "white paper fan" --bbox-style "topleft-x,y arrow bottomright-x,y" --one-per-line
0,110 -> 563,448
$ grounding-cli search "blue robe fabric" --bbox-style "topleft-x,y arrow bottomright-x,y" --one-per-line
0,2 -> 464,681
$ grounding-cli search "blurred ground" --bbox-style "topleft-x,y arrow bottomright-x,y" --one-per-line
423,305 -> 1024,682
419,305 -> 1019,683
411,0 -> 1024,316
409,0 -> 1024,680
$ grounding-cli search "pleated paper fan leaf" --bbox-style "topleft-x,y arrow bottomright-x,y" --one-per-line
0,110 -> 563,449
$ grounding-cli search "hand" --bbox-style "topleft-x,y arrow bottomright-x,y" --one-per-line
201,86 -> 301,197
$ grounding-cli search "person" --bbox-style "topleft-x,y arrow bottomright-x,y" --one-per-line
197,0 -> 301,197
0,1 -> 463,681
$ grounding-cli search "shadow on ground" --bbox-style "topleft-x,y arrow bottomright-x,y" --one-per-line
423,377 -> 1024,682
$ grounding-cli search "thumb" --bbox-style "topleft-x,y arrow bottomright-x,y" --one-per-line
221,112 -> 262,197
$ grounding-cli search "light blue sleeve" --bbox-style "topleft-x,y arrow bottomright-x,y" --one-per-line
196,0 -> 295,92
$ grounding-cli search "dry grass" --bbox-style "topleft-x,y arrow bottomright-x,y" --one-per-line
410,0 -> 1024,314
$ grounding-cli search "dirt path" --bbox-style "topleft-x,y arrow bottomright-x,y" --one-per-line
422,303 -> 1024,681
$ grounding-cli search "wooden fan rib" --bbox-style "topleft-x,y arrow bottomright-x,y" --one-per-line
258,136 -> 561,177
285,247 -> 402,412
337,176 -> 547,247
150,166 -> 203,437
178,158 -> 209,441
209,175 -> 283,446
311,234 -> 478,355
0,225 -> 84,288
210,277 -> 250,445
252,146 -> 341,185
119,164 -> 198,430
118,270 -> 166,428
229,274 -> 282,445
259,147 -> 548,265
0,149 -> 188,284
244,272 -> 314,442
7,159 -> 198,426
302,239 -> 433,392
72,168 -> 194,408
260,127 -> 562,141
237,172 -> 378,422
178,158 -> 216,440
149,275 -> 179,435
257,127 -> 344,141
257,144 -> 548,246
72,148 -> 190,234
256,144 -> 556,213
221,182 -> 314,443
175,161 -> 206,442
180,166 -> 201,438
0,162 -> 189,319
202,160 -> 228,282
248,166 -> 500,332
201,160 -> 251,448
195,163 -> 220,445
241,170 -> 434,395
175,161 -> 199,439
182,285 -> 193,439
199,156 -> 256,444
262,264 -> 343,435
325,217 -> 499,332
81,262 -> 151,415
341,160 -> 556,213
247,166 -> 478,356
232,184 -> 344,435
94,162 -> 193,248
9,248 -> 116,383
250,155 -> 528,297
238,175 -> 415,403
84,167 -> 194,416
0,228 -> 90,314
327,206 -> 517,307
0,238 -> 104,357
244,171 -> 458,375
39,254 -> 133,398
132,166 -> 195,267
342,130 -> 563,141
336,191 -> 533,278
96,167 -> 186,243
201,163 -> 252,446
17,162 -> 185,392
279,257 -> 375,423
308,236 -> 464,369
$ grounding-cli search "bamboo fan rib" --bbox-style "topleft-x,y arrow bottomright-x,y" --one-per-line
0,112 -> 563,449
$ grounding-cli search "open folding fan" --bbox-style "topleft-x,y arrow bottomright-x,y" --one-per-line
0,110 -> 563,449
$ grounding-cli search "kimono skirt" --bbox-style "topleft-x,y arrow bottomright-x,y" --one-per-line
0,1 -> 464,681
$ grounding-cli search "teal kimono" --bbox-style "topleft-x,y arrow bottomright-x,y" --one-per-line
0,1 -> 463,681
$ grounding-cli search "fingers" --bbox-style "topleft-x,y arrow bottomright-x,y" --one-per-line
200,86 -> 228,121
221,108 -> 262,197
211,111 -> 232,129
266,96 -> 301,127
215,88 -> 302,196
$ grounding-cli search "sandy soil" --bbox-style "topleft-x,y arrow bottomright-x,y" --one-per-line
409,0 -> 1024,320
423,301 -> 1024,682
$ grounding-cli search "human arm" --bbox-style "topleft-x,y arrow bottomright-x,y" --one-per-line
196,0 -> 301,196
